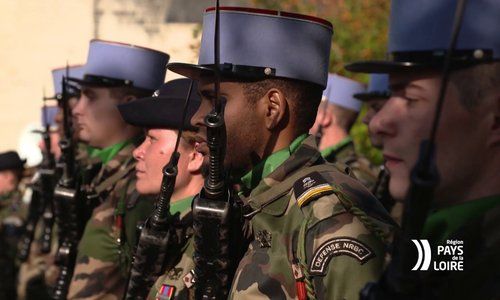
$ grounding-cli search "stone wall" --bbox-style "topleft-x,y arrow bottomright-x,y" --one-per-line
0,0 -> 216,164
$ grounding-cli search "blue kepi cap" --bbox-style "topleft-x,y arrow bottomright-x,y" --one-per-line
346,0 -> 500,73
168,7 -> 333,88
70,39 -> 170,91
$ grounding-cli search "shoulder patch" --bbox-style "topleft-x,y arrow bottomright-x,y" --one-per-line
293,171 -> 335,208
309,237 -> 375,275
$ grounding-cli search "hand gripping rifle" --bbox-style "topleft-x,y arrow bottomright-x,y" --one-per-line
360,0 -> 468,299
191,2 -> 245,298
52,67 -> 83,299
124,82 -> 195,300
39,99 -> 58,254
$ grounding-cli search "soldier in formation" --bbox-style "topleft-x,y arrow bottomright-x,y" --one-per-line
3,0 -> 499,299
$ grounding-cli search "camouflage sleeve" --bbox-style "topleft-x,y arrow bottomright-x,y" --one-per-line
301,194 -> 388,300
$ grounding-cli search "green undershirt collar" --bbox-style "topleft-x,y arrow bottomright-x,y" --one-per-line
86,145 -> 100,158
320,136 -> 352,158
90,140 -> 131,165
422,194 -> 500,244
240,134 -> 308,192
170,196 -> 194,215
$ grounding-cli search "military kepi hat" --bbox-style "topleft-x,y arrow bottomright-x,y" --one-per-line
71,40 -> 169,91
323,74 -> 365,112
353,74 -> 390,101
52,65 -> 85,98
0,151 -> 26,171
168,7 -> 333,88
346,0 -> 500,73
118,79 -> 201,131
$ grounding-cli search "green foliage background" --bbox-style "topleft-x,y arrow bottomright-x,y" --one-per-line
251,0 -> 390,164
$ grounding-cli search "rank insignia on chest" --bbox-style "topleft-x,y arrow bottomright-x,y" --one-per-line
293,171 -> 335,208
256,230 -> 272,248
156,284 -> 176,300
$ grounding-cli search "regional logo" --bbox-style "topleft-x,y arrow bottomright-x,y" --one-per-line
412,239 -> 464,272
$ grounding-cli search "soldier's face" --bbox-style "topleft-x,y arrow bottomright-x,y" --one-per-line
370,71 -> 490,205
72,87 -> 127,148
192,80 -> 263,173
0,170 -> 15,194
362,98 -> 387,148
133,129 -> 201,195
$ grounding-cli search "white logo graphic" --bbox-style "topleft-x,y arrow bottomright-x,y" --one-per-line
411,239 -> 432,271
411,239 -> 464,272
302,177 -> 315,189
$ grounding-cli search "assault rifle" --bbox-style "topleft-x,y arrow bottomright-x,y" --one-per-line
39,101 -> 58,254
191,2 -> 245,298
52,68 -> 83,299
17,172 -> 43,262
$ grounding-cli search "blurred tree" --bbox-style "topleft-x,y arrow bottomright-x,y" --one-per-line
251,0 -> 390,164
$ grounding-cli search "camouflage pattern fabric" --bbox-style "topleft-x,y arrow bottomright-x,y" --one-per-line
16,173 -> 56,300
147,199 -> 195,300
321,137 -> 380,192
420,195 -> 500,299
230,135 -> 397,299
0,189 -> 26,299
68,142 -> 154,300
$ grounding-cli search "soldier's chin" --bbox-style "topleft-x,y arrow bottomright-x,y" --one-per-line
388,176 -> 409,203
135,181 -> 158,195
77,130 -> 91,144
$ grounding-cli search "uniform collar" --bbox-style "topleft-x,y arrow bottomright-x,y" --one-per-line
170,195 -> 194,217
240,134 -> 308,193
422,194 -> 500,245
91,139 -> 132,165
244,134 -> 323,216
320,136 -> 353,159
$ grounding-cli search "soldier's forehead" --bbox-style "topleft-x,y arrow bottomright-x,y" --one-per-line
389,70 -> 439,90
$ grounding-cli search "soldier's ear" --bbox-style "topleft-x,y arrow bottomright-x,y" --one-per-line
187,148 -> 204,173
264,88 -> 288,130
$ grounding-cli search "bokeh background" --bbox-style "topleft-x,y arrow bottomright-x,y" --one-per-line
0,0 -> 389,165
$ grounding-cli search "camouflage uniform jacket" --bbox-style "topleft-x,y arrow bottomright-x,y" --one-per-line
147,196 -> 195,300
321,137 -> 380,192
0,189 -> 26,260
420,195 -> 500,299
230,135 -> 396,300
17,144 -> 103,300
68,141 -> 154,300
0,189 -> 26,299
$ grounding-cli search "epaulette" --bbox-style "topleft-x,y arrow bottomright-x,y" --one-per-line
293,171 -> 336,208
